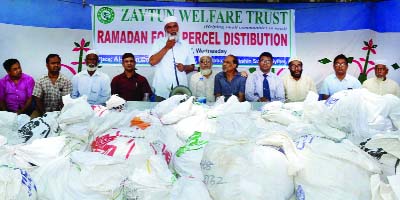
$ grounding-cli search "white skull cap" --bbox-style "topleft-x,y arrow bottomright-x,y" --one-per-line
164,16 -> 178,26
289,57 -> 302,63
375,59 -> 388,66
86,49 -> 98,56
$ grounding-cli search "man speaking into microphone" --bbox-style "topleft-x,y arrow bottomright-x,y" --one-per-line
149,16 -> 195,101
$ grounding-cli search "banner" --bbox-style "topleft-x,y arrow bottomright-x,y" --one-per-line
92,6 -> 295,67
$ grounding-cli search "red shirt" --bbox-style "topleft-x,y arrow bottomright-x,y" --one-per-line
111,72 -> 152,101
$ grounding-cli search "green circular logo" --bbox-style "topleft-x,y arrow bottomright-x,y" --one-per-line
97,7 -> 115,24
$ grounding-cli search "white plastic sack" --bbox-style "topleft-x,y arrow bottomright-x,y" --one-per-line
202,140 -> 294,200
160,96 -> 196,125
17,112 -> 60,144
294,135 -> 381,200
14,135 -> 66,166
152,94 -> 188,118
58,95 -> 93,126
173,131 -> 209,179
122,154 -> 175,200
370,174 -> 397,200
33,152 -> 126,200
170,177 -> 212,200
207,95 -> 251,117
0,165 -> 38,200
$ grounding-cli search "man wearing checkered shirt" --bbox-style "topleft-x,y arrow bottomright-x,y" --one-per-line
33,54 -> 72,116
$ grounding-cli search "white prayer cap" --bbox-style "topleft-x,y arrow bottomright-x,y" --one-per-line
199,53 -> 211,59
375,59 -> 388,66
289,57 -> 302,64
86,49 -> 98,56
164,16 -> 178,26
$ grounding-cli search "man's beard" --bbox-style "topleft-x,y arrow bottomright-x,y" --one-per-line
201,69 -> 212,76
167,32 -> 179,41
290,69 -> 302,79
87,64 -> 98,72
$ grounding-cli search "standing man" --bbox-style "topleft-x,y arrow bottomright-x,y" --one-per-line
71,50 -> 111,105
214,54 -> 247,102
319,54 -> 361,100
33,54 -> 72,115
149,16 -> 195,101
111,53 -> 153,101
245,52 -> 285,102
0,59 -> 35,115
282,57 -> 317,102
190,54 -> 216,102
363,60 -> 400,97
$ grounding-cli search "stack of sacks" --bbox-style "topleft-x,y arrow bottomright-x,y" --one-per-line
293,135 -> 381,200
201,114 -> 297,200
318,89 -> 400,143
33,151 -> 128,200
0,165 -> 38,200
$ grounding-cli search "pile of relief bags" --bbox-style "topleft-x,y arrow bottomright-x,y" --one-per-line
0,88 -> 400,200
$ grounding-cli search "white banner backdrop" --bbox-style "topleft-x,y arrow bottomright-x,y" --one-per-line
92,6 -> 296,67
1,23 -> 399,90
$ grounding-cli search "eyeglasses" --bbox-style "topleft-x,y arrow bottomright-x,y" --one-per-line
334,63 -> 347,67
260,60 -> 272,64
200,60 -> 211,64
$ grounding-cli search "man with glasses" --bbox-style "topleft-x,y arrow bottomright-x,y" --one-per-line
149,16 -> 195,101
215,54 -> 247,102
245,52 -> 285,102
189,54 -> 216,102
363,60 -> 400,97
282,57 -> 317,102
320,54 -> 361,100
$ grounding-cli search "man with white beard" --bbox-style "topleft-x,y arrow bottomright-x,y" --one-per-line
71,50 -> 111,105
149,16 -> 195,101
189,54 -> 216,102
363,60 -> 400,97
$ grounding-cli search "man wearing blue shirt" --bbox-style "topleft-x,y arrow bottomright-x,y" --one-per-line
214,55 -> 246,102
245,52 -> 285,102
320,54 -> 361,100
71,50 -> 111,105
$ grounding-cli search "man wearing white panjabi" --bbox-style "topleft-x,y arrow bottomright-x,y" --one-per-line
189,54 -> 216,103
149,16 -> 195,101
71,50 -> 111,105
363,60 -> 400,97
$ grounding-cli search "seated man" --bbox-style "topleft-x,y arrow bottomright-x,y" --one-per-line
189,54 -> 216,102
214,54 -> 246,102
282,57 -> 317,102
111,53 -> 152,101
33,54 -> 72,115
363,60 -> 400,97
320,54 -> 361,100
0,59 -> 35,115
71,50 -> 111,105
245,52 -> 285,102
